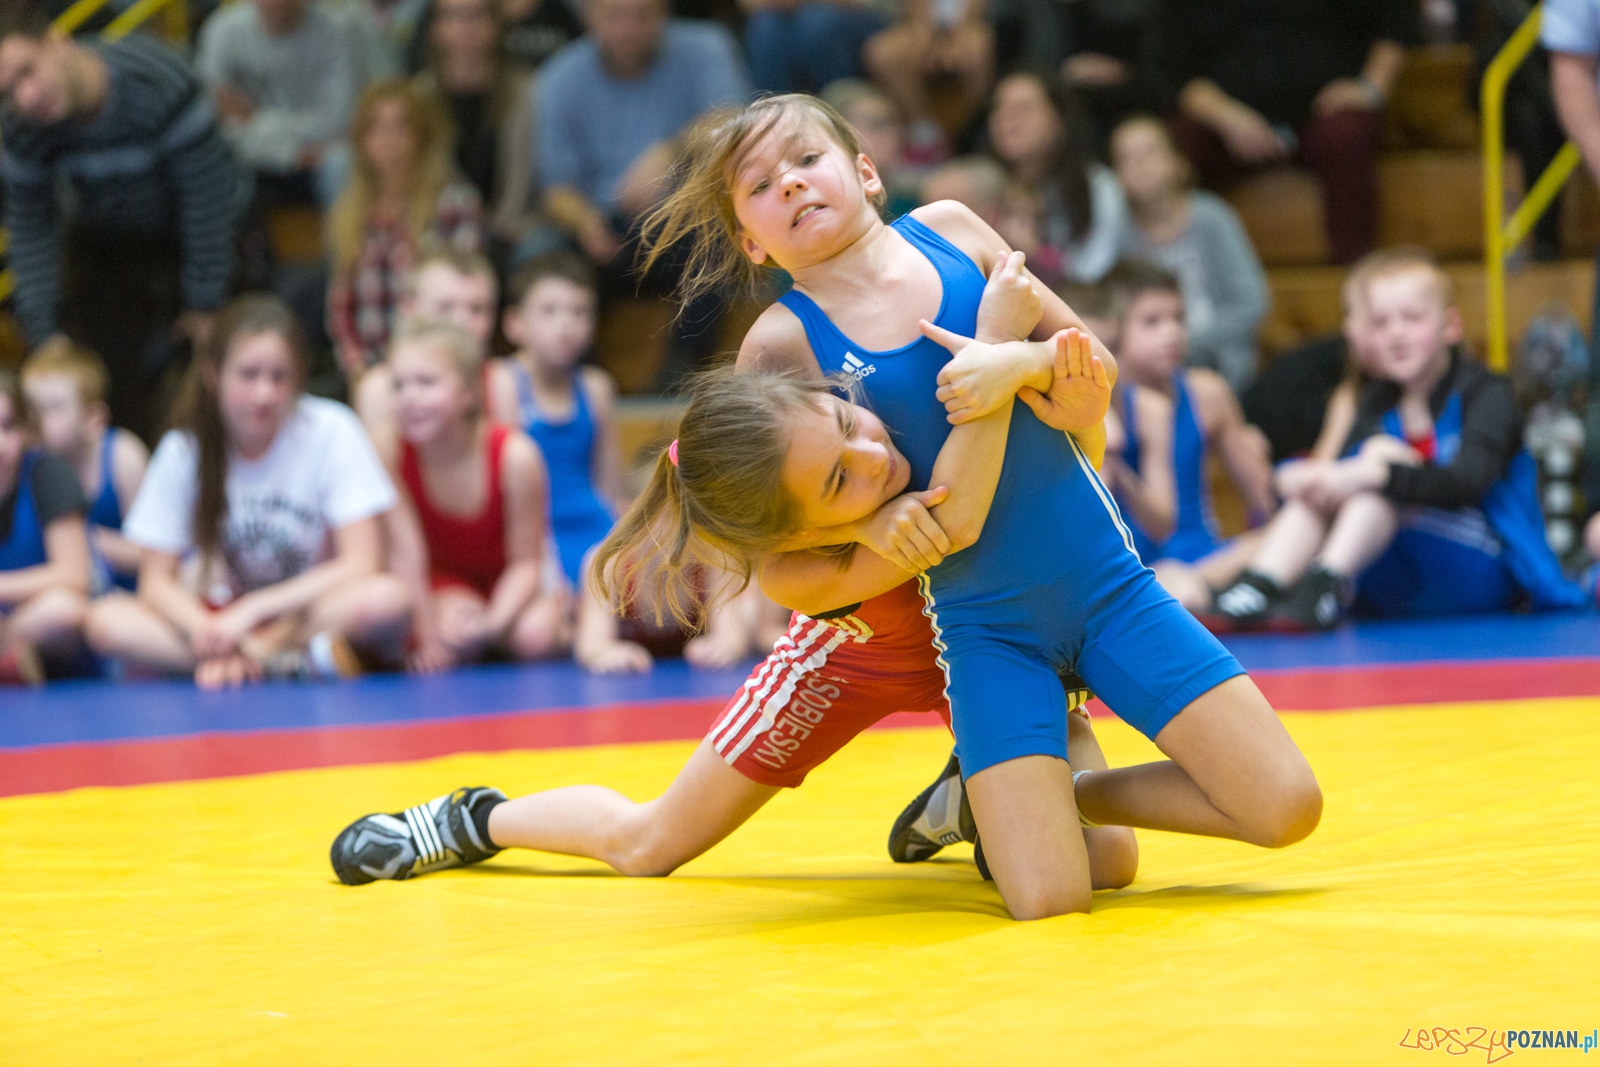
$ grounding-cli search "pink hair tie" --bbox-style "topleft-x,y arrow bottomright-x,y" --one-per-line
668,439 -> 680,467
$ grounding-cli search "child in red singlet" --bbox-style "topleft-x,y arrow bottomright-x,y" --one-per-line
380,320 -> 569,670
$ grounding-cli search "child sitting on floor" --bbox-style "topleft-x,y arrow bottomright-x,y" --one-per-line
0,371 -> 92,685
21,339 -> 148,594
1208,249 -> 1590,631
86,296 -> 413,688
491,251 -> 623,588
490,252 -> 770,673
380,320 -> 568,670
1098,261 -> 1275,612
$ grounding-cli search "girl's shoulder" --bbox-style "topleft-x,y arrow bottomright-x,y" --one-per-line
908,199 -> 1007,269
296,394 -> 364,434
736,301 -> 817,375
497,425 -> 548,488
578,365 -> 617,407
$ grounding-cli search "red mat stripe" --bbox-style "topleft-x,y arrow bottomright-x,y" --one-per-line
3,659 -> 1595,797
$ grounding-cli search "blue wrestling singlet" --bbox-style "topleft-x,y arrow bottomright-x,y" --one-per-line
0,451 -> 51,573
1120,373 -> 1222,564
512,363 -> 616,585
86,431 -> 134,593
777,214 -> 1243,774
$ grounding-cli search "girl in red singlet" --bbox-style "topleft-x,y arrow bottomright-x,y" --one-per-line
380,319 -> 569,671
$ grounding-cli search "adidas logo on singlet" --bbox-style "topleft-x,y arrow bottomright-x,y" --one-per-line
842,351 -> 877,382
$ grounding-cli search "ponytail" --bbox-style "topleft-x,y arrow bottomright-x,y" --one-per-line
591,367 -> 840,627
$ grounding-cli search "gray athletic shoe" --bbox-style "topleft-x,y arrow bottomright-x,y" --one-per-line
330,786 -> 506,885
888,754 -> 975,863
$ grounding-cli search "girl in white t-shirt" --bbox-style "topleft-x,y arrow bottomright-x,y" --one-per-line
85,296 -> 413,689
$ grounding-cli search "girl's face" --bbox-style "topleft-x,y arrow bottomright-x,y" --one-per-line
780,395 -> 911,533
508,277 -> 596,370
362,98 -> 419,179
392,342 -> 475,444
988,76 -> 1061,169
216,331 -> 299,455
1111,120 -> 1183,205
1363,269 -> 1460,387
1117,289 -> 1187,384
732,118 -> 884,273
0,394 -> 25,484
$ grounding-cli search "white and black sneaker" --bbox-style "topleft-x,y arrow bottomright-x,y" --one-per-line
330,786 -> 506,885
888,754 -> 975,863
1200,571 -> 1281,632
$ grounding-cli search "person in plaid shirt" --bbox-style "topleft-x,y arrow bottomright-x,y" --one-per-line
327,80 -> 483,381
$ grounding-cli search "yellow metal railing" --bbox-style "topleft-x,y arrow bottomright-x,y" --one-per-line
1483,2 -> 1579,371
0,0 -> 188,311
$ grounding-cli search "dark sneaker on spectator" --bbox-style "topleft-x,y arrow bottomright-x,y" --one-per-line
331,786 -> 507,885
0,639 -> 44,687
888,752 -> 975,863
263,632 -> 362,682
1268,566 -> 1347,632
1198,571 -> 1281,632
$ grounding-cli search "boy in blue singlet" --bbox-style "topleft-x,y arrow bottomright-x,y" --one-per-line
497,251 -> 624,587
1210,248 -> 1590,631
0,370 -> 92,684
21,339 -> 148,594
1099,261 -> 1275,613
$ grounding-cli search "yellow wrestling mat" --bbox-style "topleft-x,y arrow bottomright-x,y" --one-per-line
3,698 -> 1597,1065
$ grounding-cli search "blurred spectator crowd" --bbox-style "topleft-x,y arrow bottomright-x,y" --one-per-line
0,0 -> 1597,689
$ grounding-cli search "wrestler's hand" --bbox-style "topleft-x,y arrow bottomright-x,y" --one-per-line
924,321 -> 1041,425
1016,327 -> 1110,434
975,250 -> 1043,343
855,487 -> 954,572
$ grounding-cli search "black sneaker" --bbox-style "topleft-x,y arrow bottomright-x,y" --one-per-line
1199,571 -> 1281,632
888,753 -> 976,863
330,786 -> 506,885
1269,566 -> 1346,632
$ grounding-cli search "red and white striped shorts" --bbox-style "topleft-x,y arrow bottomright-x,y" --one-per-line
708,580 -> 953,788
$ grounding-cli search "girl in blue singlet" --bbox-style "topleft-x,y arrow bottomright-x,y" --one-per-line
499,251 -> 623,588
596,95 -> 1322,920
1099,262 -> 1275,614
0,372 -> 94,685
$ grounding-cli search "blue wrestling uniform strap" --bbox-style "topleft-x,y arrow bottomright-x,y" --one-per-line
1173,373 -> 1222,547
891,214 -> 988,301
511,360 -> 540,433
1120,386 -> 1141,472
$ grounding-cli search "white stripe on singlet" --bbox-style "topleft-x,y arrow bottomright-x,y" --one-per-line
719,626 -> 857,764
709,619 -> 825,752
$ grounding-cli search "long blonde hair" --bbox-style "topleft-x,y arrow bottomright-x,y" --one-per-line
593,366 -> 843,627
329,81 -> 456,274
638,94 -> 886,310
